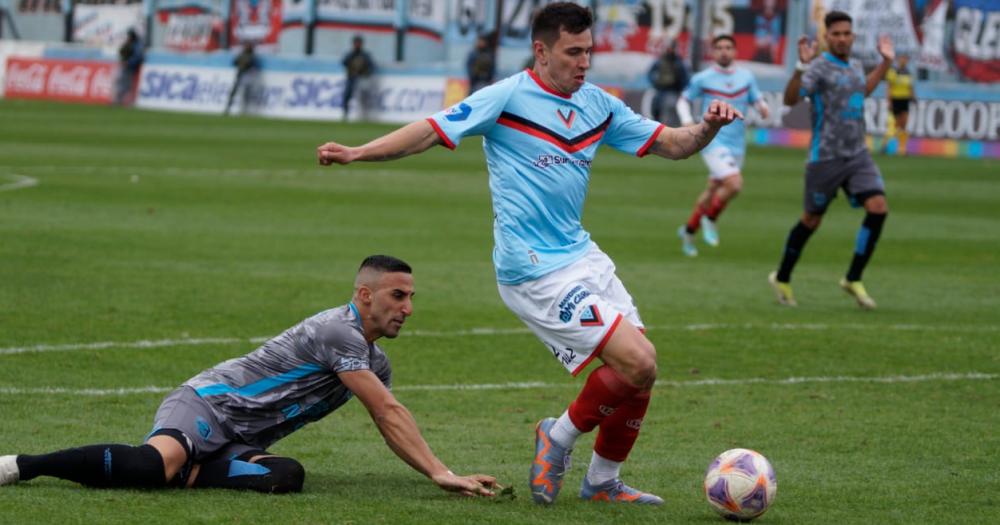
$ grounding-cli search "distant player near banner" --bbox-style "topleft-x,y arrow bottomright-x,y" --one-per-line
317,2 -> 741,506
675,35 -> 769,257
768,10 -> 893,309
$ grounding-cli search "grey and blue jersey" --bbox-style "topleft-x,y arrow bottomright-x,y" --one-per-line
800,52 -> 868,163
182,304 -> 391,449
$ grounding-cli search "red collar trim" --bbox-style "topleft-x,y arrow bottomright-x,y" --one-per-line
526,68 -> 573,99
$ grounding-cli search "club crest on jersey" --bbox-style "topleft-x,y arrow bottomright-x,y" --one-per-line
445,102 -> 472,121
556,107 -> 575,129
579,304 -> 604,327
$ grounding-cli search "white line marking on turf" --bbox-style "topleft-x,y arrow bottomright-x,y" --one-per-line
0,174 -> 38,192
2,322 -> 998,356
0,372 -> 993,397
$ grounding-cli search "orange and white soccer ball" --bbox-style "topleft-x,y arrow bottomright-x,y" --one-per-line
704,448 -> 777,521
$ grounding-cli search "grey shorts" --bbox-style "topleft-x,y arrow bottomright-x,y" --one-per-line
147,386 -> 259,463
803,153 -> 885,214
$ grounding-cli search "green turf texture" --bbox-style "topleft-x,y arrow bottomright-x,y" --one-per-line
1,99 -> 997,524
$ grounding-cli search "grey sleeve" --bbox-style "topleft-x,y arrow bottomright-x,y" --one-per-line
313,324 -> 372,374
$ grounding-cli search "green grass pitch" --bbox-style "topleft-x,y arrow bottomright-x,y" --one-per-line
0,99 -> 997,524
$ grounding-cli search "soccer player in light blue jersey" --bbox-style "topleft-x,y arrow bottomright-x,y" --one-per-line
317,2 -> 741,506
1,256 -> 498,497
675,34 -> 770,257
768,11 -> 893,309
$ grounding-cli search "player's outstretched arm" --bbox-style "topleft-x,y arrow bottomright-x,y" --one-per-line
784,36 -> 817,106
866,35 -> 895,96
649,100 -> 742,160
338,369 -> 498,497
317,120 -> 441,166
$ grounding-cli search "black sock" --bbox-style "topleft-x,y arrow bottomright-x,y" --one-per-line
776,221 -> 815,282
193,454 -> 304,493
17,444 -> 166,488
846,212 -> 887,281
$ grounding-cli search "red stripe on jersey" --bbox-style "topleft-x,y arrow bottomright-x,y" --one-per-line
526,68 -> 572,99
426,118 -> 455,150
497,116 -> 606,153
702,86 -> 749,99
637,124 -> 665,157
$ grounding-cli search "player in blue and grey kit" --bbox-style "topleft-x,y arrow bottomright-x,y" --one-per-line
675,34 -> 770,256
768,10 -> 893,310
0,256 -> 498,497
316,3 -> 741,506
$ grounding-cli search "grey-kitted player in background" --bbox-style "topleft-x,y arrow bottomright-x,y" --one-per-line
769,10 -> 893,310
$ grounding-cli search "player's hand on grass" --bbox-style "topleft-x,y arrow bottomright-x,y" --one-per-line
317,141 -> 359,165
798,35 -> 818,63
702,100 -> 743,129
431,471 -> 500,497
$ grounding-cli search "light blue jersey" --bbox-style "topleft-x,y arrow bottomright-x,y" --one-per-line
681,65 -> 762,157
428,69 -> 664,285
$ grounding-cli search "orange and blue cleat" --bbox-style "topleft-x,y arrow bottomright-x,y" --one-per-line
529,418 -> 572,504
580,477 -> 664,505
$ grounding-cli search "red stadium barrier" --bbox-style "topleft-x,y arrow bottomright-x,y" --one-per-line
4,57 -> 115,104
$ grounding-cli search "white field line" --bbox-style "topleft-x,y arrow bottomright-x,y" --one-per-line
0,174 -> 38,192
0,372 -> 994,397
2,322 -> 998,357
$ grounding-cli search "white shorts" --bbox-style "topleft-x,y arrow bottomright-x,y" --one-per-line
702,146 -> 744,180
497,244 -> 643,376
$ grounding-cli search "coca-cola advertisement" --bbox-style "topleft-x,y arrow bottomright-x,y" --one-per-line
4,57 -> 114,104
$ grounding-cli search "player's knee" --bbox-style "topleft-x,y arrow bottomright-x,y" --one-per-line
254,457 -> 305,494
621,341 -> 658,390
801,213 -> 823,230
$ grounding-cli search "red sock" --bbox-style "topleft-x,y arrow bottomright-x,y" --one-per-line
568,365 -> 641,433
706,194 -> 729,221
685,205 -> 705,233
594,390 -> 652,462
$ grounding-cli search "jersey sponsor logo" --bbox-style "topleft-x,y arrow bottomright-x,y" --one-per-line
532,154 -> 592,169
579,304 -> 604,327
334,356 -> 368,372
558,284 -> 591,323
556,107 -> 576,128
497,111 -> 612,153
445,102 -> 472,121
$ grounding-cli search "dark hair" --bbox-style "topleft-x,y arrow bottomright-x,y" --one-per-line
531,2 -> 593,46
712,34 -> 736,47
359,255 -> 411,275
824,10 -> 852,29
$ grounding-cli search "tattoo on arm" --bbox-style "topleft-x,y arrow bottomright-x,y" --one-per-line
654,122 -> 716,159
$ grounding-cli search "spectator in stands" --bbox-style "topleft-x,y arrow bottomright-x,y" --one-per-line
647,42 -> 688,125
341,35 -> 375,121
466,35 -> 496,94
225,43 -> 259,116
115,29 -> 144,106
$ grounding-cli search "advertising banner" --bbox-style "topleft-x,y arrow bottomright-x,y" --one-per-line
231,0 -> 283,46
281,0 -> 311,25
72,4 -> 146,47
952,0 -> 1000,82
163,13 -> 221,52
4,56 -> 114,103
315,0 -> 396,25
136,62 -> 448,122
